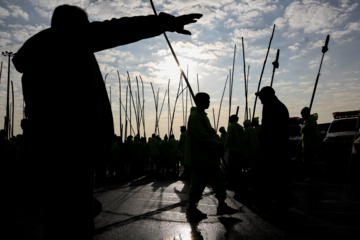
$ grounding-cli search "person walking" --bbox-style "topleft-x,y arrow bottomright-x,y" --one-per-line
252,86 -> 296,212
186,92 -> 237,220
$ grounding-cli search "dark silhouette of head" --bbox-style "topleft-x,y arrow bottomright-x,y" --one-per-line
243,119 -> 251,127
229,115 -> 239,124
255,86 -> 275,105
301,107 -> 311,120
251,117 -> 259,127
195,92 -> 210,111
180,126 -> 186,133
51,4 -> 89,28
219,126 -> 226,133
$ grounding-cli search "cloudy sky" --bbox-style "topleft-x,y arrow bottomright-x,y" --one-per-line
0,0 -> 359,139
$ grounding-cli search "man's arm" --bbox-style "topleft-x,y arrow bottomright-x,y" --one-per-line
87,12 -> 202,52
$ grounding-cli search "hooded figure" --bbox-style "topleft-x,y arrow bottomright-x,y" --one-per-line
12,5 -> 202,239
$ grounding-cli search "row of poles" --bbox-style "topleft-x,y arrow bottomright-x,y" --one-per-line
0,2 -> 330,140
110,68 -> 195,143
1,51 -> 16,140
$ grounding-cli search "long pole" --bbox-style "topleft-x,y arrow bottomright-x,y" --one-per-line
270,49 -> 280,87
139,76 -> 146,140
2,51 -> 15,139
150,0 -> 197,104
11,81 -> 14,138
120,101 -> 136,135
136,76 -> 141,137
241,38 -> 248,120
252,24 -> 276,120
127,73 -> 141,136
181,75 -> 185,126
117,71 -> 123,142
158,89 -> 167,137
309,35 -> 330,112
228,69 -> 233,125
197,74 -> 200,93
212,108 -> 216,129
128,76 -> 132,136
0,61 -> 3,84
216,75 -> 228,132
168,79 -> 170,137
229,44 -> 236,122
170,74 -> 184,136
125,86 -> 128,139
245,65 -> 250,120
150,83 -> 158,134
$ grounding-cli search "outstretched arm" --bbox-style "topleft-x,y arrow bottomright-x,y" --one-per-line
88,12 -> 202,52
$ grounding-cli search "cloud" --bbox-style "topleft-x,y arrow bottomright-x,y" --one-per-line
233,25 -> 274,41
7,24 -> 47,44
288,42 -> 300,51
8,4 -> 29,21
332,21 -> 360,43
276,0 -> 359,41
34,7 -> 52,20
0,6 -> 10,18
29,0 -> 91,11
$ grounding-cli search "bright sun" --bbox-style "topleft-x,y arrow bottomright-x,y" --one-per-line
158,55 -> 198,87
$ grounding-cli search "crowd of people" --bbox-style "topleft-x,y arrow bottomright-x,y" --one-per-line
2,3 -> 324,239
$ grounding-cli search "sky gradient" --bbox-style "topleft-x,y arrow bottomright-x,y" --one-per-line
1,0 -> 359,139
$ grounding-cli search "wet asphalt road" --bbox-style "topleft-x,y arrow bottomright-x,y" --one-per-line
92,173 -> 360,240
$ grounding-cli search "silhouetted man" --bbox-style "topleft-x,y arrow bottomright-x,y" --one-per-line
300,107 -> 320,182
253,86 -> 295,211
186,92 -> 237,220
12,4 -> 202,239
224,114 -> 246,183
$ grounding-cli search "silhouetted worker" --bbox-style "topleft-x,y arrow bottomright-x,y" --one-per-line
148,133 -> 161,174
243,119 -> 259,171
186,92 -> 237,220
300,107 -> 320,183
12,4 -> 202,239
179,126 -> 190,180
224,115 -> 246,183
253,86 -> 295,211
219,126 -> 227,148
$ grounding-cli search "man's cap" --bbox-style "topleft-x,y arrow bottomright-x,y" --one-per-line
255,86 -> 275,97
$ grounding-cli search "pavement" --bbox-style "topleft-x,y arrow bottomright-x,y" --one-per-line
5,167 -> 360,240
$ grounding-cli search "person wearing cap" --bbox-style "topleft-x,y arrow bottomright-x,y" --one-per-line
186,92 -> 237,220
224,115 -> 246,183
300,107 -> 320,183
253,86 -> 294,210
243,119 -> 259,172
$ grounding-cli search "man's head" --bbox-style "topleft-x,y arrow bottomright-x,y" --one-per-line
243,119 -> 251,127
301,107 -> 311,120
195,92 -> 210,111
219,126 -> 225,133
229,115 -> 239,124
255,86 -> 275,104
51,5 -> 89,28
252,117 -> 259,127
180,126 -> 186,133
